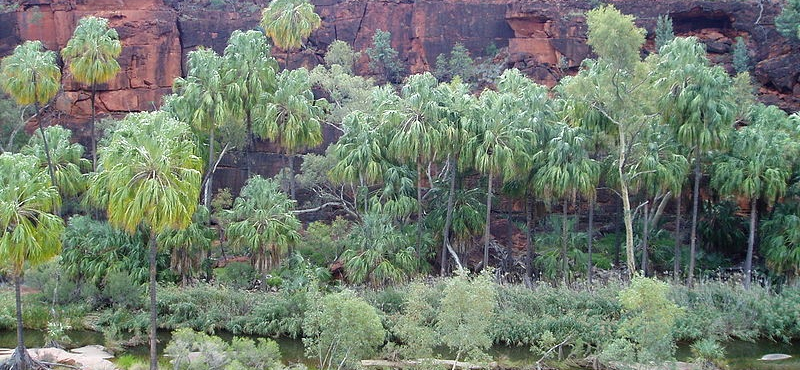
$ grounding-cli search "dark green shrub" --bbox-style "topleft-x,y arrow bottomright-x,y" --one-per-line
215,261 -> 256,290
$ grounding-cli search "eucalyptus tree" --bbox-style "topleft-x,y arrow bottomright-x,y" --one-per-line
226,175 -> 301,273
533,124 -> 600,282
158,206 -> 215,286
255,68 -> 326,199
61,16 -> 121,170
658,36 -> 736,286
260,0 -> 322,69
22,125 -> 92,199
469,73 -> 534,269
435,78 -> 476,274
0,153 -> 63,370
384,72 -> 444,249
560,5 -> 654,276
222,29 -> 278,178
168,47 -> 231,207
711,106 -> 792,289
0,40 -> 61,187
87,111 -> 201,370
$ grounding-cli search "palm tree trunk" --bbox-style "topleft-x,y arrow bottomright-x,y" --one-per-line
91,84 -> 97,171
148,232 -> 158,370
641,202 -> 650,277
416,160 -> 423,251
688,154 -> 701,287
15,273 -> 26,353
561,198 -> 568,284
483,170 -> 494,270
505,204 -> 513,273
289,154 -> 296,200
204,128 -> 216,207
525,194 -> 535,285
618,130 -> 635,277
587,197 -> 594,285
744,197 -> 757,290
441,156 -> 462,275
246,112 -> 253,179
33,102 -> 56,191
673,192 -> 683,282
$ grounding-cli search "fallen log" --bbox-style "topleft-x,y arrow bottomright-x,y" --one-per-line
361,359 -> 498,369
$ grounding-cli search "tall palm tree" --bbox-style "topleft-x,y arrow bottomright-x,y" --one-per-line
0,152 -> 63,370
169,48 -> 230,206
157,206 -> 215,286
385,72 -> 444,250
22,125 -> 92,199
226,175 -> 301,273
61,16 -> 122,170
658,37 -> 735,286
87,111 -> 201,370
255,68 -> 326,199
0,40 -> 61,188
222,30 -> 279,178
711,108 -> 792,289
469,86 -> 532,269
260,0 -> 322,69
534,124 -> 599,282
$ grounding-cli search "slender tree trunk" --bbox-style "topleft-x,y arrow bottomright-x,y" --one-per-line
33,102 -> 56,190
618,131 -> 635,277
148,232 -> 158,370
673,192 -> 683,282
15,273 -> 25,353
744,197 -> 757,290
688,154 -> 701,287
246,112 -> 253,179
561,198 -> 569,284
587,197 -> 594,285
204,128 -> 216,207
483,170 -> 494,269
614,196 -> 621,269
441,156 -> 459,275
289,154 -> 296,200
641,202 -> 650,277
416,159 -> 423,251
525,194 -> 535,285
505,204 -> 513,273
91,84 -> 97,171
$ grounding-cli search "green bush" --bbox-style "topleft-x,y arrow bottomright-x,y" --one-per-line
103,270 -> 144,309
165,328 -> 283,370
437,270 -> 497,362
303,289 -> 385,370
215,262 -> 256,290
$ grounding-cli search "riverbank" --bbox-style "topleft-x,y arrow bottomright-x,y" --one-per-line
0,345 -> 117,370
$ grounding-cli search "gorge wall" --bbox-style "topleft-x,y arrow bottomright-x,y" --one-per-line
0,0 -> 798,187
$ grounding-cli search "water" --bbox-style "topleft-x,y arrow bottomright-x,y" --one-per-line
1,329 -> 797,370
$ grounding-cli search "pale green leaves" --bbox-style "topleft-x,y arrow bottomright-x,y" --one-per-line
260,0 -> 321,51
61,16 -> 121,86
0,40 -> 61,106
586,5 -> 646,70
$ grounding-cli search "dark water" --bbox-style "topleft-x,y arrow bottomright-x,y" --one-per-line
1,329 -> 797,370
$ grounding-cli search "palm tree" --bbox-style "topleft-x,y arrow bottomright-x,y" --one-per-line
22,125 -> 92,199
255,68 -> 326,199
158,206 -> 215,286
0,152 -> 63,370
385,72 -> 444,250
0,40 -> 61,188
169,47 -> 230,206
534,124 -> 600,282
260,0 -> 322,69
658,37 -> 736,285
87,111 -> 201,370
711,108 -> 792,289
341,213 -> 420,286
222,30 -> 279,178
61,16 -> 122,170
225,175 -> 301,273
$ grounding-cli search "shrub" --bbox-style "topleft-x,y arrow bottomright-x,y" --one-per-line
215,261 -> 256,290
437,269 -> 497,362
303,289 -> 385,370
103,270 -> 144,309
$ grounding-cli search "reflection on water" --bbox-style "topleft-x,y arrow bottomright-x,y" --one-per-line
1,329 -> 797,370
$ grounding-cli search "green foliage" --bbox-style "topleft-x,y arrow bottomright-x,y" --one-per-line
215,261 -> 257,290
366,29 -> 404,83
698,200 -> 746,256
324,40 -> 360,74
654,14 -> 674,51
297,217 -> 351,267
0,40 -> 62,106
22,125 -> 91,198
761,201 -> 800,284
776,0 -> 800,41
61,16 -> 122,86
387,281 -> 440,359
732,36 -> 750,73
586,5 -> 646,69
691,338 -> 726,370
103,270 -> 144,309
437,269 -> 497,362
260,0 -> 322,52
309,63 -> 376,124
165,328 -> 283,370
433,43 -> 476,83
303,289 -> 385,370
0,94 -> 31,153
603,277 -> 681,366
